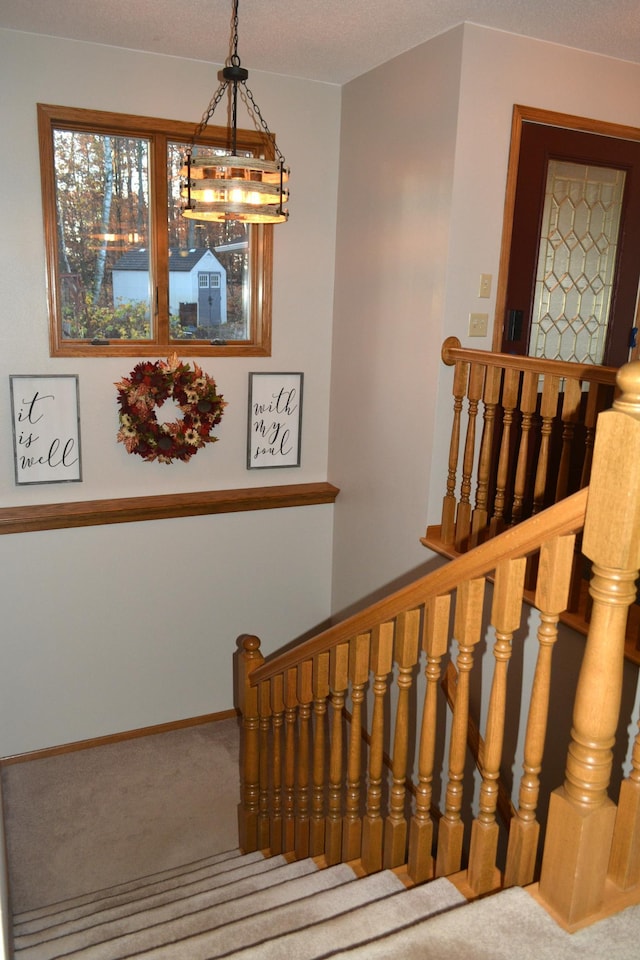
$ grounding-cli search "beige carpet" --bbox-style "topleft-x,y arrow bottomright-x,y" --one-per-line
3,717 -> 640,960
1,718 -> 241,913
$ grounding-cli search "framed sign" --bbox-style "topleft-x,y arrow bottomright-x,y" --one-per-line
247,372 -> 303,469
10,375 -> 82,485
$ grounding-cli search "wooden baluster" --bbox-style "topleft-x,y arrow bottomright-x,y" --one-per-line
532,374 -> 560,515
436,579 -> 485,877
384,609 -> 421,868
471,366 -> 503,544
237,635 -> 265,853
283,667 -> 298,853
505,534 -> 576,887
326,642 -> 350,865
295,659 -> 313,859
555,377 -> 583,501
468,558 -> 526,894
408,595 -> 450,883
609,710 -> 640,889
269,674 -> 284,854
490,367 -> 521,534
456,363 -> 486,549
310,651 -> 330,856
442,360 -> 470,545
362,622 -> 394,874
580,381 -> 604,489
343,632 -> 371,861
539,361 -> 640,926
258,679 -> 272,851
511,370 -> 539,524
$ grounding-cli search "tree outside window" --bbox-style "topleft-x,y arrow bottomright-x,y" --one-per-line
38,104 -> 274,357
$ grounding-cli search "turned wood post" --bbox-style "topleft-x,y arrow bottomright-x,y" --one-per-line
326,642 -> 349,865
436,579 -> 485,877
384,610 -> 421,868
456,363 -> 485,548
343,632 -> 371,861
408,595 -> 450,883
442,359 -> 469,544
490,367 -> 520,534
269,674 -> 285,854
237,634 -> 265,853
539,360 -> 640,927
283,667 -> 298,853
505,534 -> 575,888
257,679 -> 272,851
310,652 -> 330,857
471,366 -> 502,543
362,622 -> 394,874
468,557 -> 526,895
295,659 -> 313,859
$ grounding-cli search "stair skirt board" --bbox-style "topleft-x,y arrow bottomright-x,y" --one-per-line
11,851 -> 466,960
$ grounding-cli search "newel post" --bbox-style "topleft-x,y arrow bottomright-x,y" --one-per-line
539,361 -> 640,927
237,634 -> 265,853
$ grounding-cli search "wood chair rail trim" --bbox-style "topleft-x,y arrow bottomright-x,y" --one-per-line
251,487 -> 588,684
0,482 -> 340,535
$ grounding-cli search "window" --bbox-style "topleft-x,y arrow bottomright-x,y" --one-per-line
37,104 -> 274,357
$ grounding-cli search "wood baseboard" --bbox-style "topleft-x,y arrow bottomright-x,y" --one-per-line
0,709 -> 239,766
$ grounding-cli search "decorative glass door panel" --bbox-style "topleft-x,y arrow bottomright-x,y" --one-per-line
499,110 -> 640,367
529,160 -> 625,363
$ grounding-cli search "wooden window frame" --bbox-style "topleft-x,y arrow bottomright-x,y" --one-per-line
37,103 -> 273,358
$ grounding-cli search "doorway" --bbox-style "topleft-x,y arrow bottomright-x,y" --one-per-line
495,106 -> 640,367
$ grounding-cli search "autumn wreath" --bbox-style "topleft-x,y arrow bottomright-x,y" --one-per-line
115,354 -> 226,464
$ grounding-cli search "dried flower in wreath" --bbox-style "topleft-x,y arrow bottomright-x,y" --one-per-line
115,354 -> 226,464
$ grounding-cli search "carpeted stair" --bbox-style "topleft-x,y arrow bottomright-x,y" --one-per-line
11,849 -> 465,960
11,848 -> 640,959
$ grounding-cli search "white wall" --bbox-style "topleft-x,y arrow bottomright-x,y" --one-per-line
329,27 -> 464,614
1,19 -> 638,762
428,23 -> 640,518
0,29 -> 341,756
330,21 -> 640,616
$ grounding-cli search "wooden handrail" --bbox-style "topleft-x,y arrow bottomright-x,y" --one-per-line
429,338 -> 631,651
441,336 -> 619,385
237,359 -> 640,930
251,487 -> 588,684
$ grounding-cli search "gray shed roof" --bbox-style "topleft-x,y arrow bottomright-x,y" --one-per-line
113,247 -> 218,272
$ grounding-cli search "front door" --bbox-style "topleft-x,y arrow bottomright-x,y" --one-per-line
499,110 -> 640,367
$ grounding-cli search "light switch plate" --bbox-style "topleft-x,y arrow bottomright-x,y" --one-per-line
479,274 -> 492,298
469,313 -> 488,337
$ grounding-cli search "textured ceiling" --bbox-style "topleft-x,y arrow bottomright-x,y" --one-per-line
0,0 -> 638,84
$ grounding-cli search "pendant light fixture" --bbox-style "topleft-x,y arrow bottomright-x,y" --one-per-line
182,0 -> 289,224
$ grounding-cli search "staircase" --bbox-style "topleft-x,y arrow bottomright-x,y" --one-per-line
11,847 -> 640,959
235,358 -> 640,934
7,360 -> 640,958
10,848 -> 465,959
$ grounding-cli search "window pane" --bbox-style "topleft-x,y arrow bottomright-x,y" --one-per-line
53,129 -> 152,340
167,141 -> 250,342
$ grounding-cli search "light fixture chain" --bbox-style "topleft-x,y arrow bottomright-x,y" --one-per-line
242,82 -> 286,164
192,80 -> 229,144
231,0 -> 240,64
